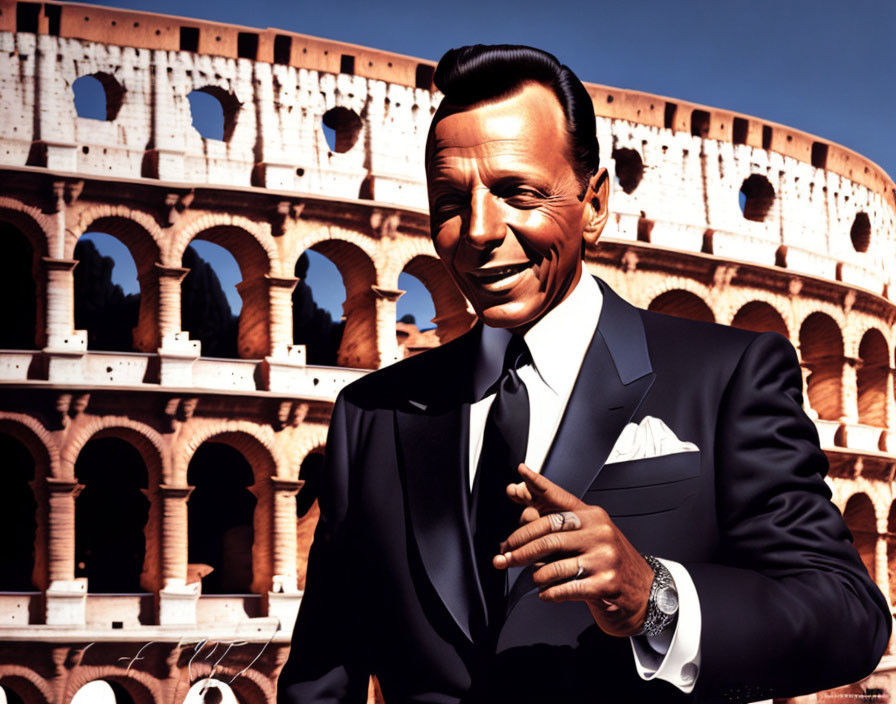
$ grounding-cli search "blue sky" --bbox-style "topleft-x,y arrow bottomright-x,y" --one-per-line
72,0 -> 895,325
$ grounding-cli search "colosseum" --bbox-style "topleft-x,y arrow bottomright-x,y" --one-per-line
0,1 -> 894,702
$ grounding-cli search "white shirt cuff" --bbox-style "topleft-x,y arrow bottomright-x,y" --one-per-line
629,558 -> 702,693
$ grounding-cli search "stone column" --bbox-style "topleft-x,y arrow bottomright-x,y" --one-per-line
42,257 -> 87,382
840,358 -> 859,425
268,478 -> 303,626
267,275 -> 300,357
236,276 -> 272,359
45,479 -> 86,625
157,484 -> 199,625
156,265 -> 200,385
372,286 -> 403,368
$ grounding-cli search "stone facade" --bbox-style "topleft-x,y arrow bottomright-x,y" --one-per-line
0,1 -> 895,702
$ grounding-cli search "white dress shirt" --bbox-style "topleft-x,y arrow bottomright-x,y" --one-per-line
467,272 -> 702,693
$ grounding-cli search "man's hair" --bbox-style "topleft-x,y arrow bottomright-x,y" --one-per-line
431,44 -> 599,189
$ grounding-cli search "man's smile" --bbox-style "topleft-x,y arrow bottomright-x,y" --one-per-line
467,261 -> 533,290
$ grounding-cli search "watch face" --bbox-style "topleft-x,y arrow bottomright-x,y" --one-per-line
656,586 -> 679,616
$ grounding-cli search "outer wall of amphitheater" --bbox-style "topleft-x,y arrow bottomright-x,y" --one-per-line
0,1 -> 895,702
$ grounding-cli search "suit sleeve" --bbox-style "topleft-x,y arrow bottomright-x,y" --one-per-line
277,392 -> 370,704
686,332 -> 891,703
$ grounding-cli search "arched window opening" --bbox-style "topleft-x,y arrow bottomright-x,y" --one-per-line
75,438 -> 149,593
843,494 -> 876,579
181,242 -> 241,359
396,271 -> 438,359
321,107 -> 362,153
611,147 -> 644,195
74,234 -> 140,352
292,251 -> 345,366
647,290 -> 714,323
296,451 -> 324,590
184,679 -> 240,704
850,212 -> 871,253
730,301 -> 788,337
799,313 -> 844,421
70,680 -> 135,704
0,683 -> 26,704
187,443 -> 255,594
188,87 -> 240,142
0,222 -> 37,349
739,174 -> 775,222
0,434 -> 36,591
857,329 -> 888,427
294,241 -> 377,368
73,73 -> 125,122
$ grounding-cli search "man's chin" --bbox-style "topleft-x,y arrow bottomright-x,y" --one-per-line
474,300 -> 540,332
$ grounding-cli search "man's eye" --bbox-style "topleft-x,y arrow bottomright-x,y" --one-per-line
504,188 -> 544,208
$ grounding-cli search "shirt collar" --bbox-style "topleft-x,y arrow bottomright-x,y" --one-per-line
473,271 -> 603,400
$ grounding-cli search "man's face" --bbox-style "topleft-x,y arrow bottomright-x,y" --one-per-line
426,82 -> 606,333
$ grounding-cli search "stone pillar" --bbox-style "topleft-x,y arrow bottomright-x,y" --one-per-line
131,266 -> 162,352
840,358 -> 859,425
156,265 -> 200,385
372,286 -> 403,368
157,484 -> 199,625
267,275 -> 300,357
43,257 -> 88,382
268,478 -> 303,627
338,288 -> 379,370
886,368 -> 895,432
45,479 -> 86,625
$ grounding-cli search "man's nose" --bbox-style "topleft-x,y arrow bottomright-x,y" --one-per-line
465,188 -> 505,247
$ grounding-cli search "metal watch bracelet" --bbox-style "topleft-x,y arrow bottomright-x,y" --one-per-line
639,553 -> 679,637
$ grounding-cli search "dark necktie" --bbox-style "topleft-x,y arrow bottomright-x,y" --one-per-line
471,334 -> 531,637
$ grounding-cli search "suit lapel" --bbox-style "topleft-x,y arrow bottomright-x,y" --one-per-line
507,278 -> 655,612
395,330 -> 485,644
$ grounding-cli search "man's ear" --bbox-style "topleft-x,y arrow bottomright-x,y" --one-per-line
582,168 -> 610,245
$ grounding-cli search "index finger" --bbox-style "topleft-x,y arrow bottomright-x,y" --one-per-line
516,464 -> 587,512
498,510 -> 583,555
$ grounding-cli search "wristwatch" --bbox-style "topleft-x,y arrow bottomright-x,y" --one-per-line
639,554 -> 679,637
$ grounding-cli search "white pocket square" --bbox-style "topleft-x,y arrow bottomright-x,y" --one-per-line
605,416 -> 699,464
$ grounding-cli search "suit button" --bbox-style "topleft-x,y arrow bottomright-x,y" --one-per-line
680,663 -> 698,684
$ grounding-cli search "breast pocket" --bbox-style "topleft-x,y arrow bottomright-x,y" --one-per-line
583,451 -> 701,517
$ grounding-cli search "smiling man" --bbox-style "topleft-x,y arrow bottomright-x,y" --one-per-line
278,45 -> 890,703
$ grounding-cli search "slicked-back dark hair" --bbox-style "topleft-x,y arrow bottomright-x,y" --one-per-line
431,44 -> 599,189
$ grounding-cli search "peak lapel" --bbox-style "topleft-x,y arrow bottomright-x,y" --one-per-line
394,331 -> 485,644
507,279 -> 655,612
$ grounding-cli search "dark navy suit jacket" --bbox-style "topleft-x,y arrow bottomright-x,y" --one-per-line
278,278 -> 891,703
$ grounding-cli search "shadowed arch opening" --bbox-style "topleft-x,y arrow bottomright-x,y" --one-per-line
73,73 -> 125,122
857,329 -> 888,427
75,437 -> 150,593
0,434 -> 36,591
188,87 -> 240,142
731,301 -> 788,337
739,174 -> 775,222
799,313 -> 844,421
648,290 -> 714,323
75,217 -> 161,352
296,240 -> 378,369
850,212 -> 871,253
321,107 -> 362,153
187,432 -> 275,594
399,255 -> 474,356
0,221 -> 39,350
296,450 -> 324,590
0,675 -> 45,704
182,226 -> 272,359
844,494 -> 876,579
611,147 -> 645,195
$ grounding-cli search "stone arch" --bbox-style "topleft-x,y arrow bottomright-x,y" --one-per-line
857,328 -> 889,427
295,230 -> 380,369
69,210 -> 164,352
843,493 -> 877,579
648,289 -> 714,323
72,72 -> 126,122
184,665 -> 272,704
0,202 -> 52,349
634,277 -> 713,315
799,312 -> 844,421
64,668 -> 159,704
175,217 -> 279,360
181,424 -> 280,594
401,254 -> 474,345
61,419 -> 167,484
730,300 -> 789,338
0,667 -> 54,704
